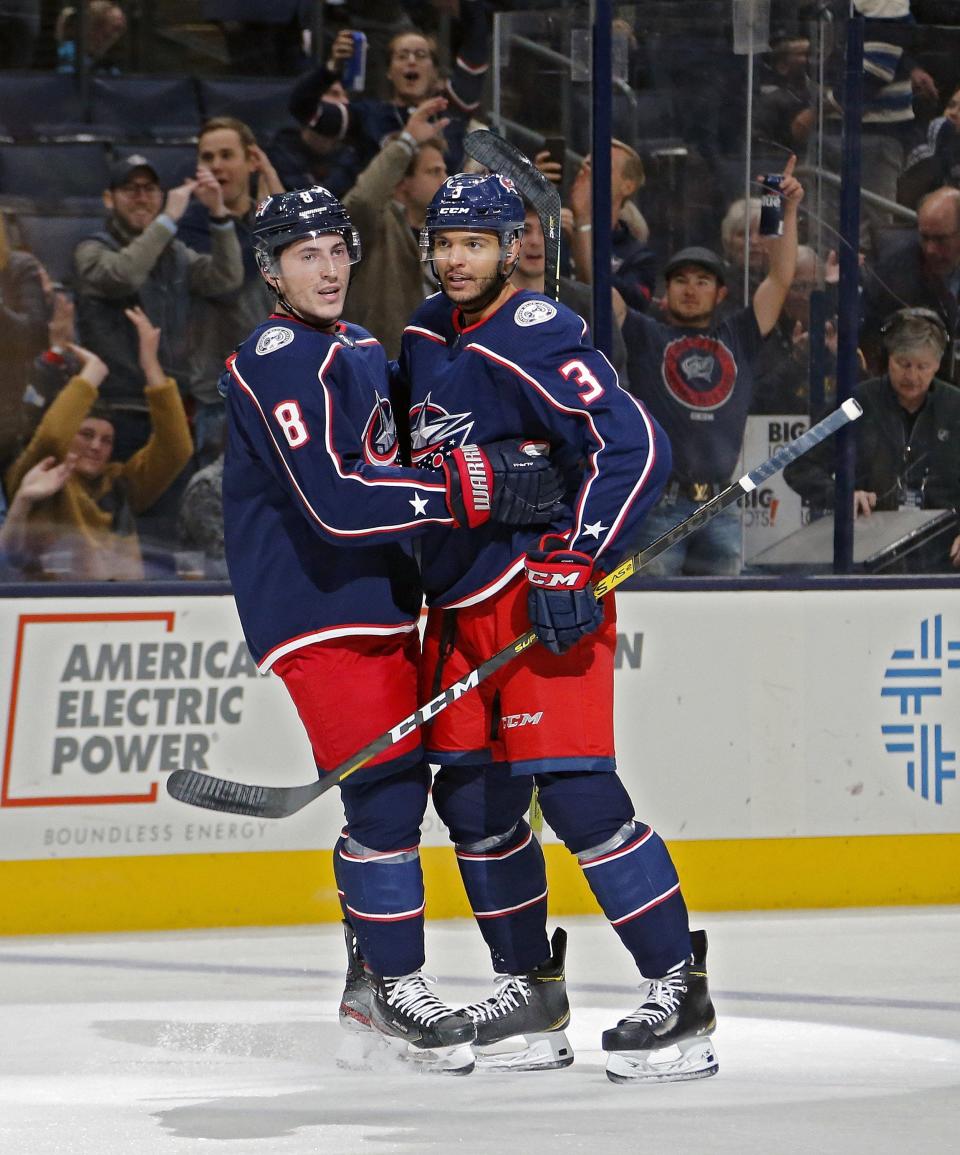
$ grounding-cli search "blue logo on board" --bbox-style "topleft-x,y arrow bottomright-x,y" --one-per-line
880,614 -> 959,805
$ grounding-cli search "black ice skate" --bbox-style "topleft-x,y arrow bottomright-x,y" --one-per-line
462,927 -> 574,1072
370,970 -> 477,1075
602,928 -> 718,1084
338,921 -> 374,1033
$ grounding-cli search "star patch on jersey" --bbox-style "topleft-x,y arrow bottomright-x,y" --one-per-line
255,326 -> 295,356
514,300 -> 557,327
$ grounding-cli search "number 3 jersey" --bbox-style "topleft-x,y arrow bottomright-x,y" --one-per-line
222,315 -> 454,671
400,290 -> 672,608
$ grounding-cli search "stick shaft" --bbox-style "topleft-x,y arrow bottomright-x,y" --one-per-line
168,400 -> 862,817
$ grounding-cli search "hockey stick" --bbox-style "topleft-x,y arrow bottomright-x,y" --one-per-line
166,399 -> 862,819
463,129 -> 561,302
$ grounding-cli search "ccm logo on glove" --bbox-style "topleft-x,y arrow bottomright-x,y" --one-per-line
526,558 -> 593,588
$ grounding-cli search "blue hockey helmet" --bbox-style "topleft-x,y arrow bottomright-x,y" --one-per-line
419,173 -> 525,266
252,186 -> 361,276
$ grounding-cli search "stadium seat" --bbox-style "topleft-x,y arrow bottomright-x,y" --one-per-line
0,142 -> 110,211
90,75 -> 202,143
14,212 -> 105,287
197,76 -> 297,139
0,71 -> 86,140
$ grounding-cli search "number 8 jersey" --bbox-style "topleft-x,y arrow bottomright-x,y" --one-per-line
399,289 -> 672,608
222,315 -> 454,671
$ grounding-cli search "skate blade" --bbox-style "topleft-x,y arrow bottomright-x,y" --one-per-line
605,1036 -> 718,1084
389,1037 -> 476,1076
339,1003 -> 374,1033
475,1031 -> 574,1072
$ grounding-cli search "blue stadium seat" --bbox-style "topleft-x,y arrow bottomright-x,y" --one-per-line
197,76 -> 297,139
0,72 -> 86,140
90,75 -> 202,143
14,212 -> 105,287
0,142 -> 110,211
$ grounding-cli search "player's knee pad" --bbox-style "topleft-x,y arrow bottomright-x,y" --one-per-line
535,770 -> 635,854
578,821 -> 691,977
432,763 -> 533,845
339,760 -> 430,851
455,819 -> 550,974
334,833 -> 425,977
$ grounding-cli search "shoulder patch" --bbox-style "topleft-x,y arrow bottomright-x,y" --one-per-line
255,326 -> 295,355
514,300 -> 557,328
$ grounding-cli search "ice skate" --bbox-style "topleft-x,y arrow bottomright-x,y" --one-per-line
338,921 -> 375,1034
602,928 -> 718,1084
462,927 -> 574,1072
370,970 -> 477,1075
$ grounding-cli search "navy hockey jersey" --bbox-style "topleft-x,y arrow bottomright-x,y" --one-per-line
400,290 -> 671,607
223,314 -> 454,670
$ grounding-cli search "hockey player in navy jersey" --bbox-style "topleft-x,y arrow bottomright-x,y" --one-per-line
398,172 -> 718,1082
220,186 -> 564,1074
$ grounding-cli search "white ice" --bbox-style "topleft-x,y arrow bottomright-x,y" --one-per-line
1,908 -> 957,1154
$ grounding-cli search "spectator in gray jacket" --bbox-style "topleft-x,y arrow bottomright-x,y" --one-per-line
343,96 -> 449,358
73,153 -> 244,464
178,118 -> 285,465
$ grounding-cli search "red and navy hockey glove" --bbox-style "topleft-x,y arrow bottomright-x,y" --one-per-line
438,440 -> 563,528
525,534 -> 605,655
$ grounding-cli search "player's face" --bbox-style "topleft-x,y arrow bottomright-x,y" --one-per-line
388,34 -> 438,103
69,417 -> 115,479
275,234 -> 352,328
517,211 -> 545,279
887,348 -> 940,413
664,267 -> 726,327
433,230 -> 508,310
945,87 -> 960,129
198,128 -> 256,211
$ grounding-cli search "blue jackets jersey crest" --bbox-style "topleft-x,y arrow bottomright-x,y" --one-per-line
223,314 -> 453,670
400,289 -> 671,607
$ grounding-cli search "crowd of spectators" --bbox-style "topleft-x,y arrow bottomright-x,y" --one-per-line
1,0 -> 960,580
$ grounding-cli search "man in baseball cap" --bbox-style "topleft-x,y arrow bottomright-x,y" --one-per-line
662,245 -> 727,287
621,157 -> 804,575
107,153 -> 161,191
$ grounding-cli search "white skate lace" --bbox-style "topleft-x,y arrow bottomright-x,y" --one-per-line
622,972 -> 687,1026
462,975 -> 532,1023
384,973 -> 457,1026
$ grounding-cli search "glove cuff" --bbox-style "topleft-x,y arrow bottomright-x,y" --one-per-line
443,445 -> 494,528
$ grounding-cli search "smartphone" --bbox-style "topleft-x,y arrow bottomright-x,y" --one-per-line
542,135 -> 566,184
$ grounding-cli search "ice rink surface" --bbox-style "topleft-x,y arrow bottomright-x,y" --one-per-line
1,907 -> 957,1155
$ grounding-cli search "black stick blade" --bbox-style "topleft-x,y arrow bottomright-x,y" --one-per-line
166,769 -> 325,819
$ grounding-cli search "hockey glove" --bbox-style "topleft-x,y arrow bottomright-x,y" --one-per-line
525,534 -> 605,655
440,440 -> 563,529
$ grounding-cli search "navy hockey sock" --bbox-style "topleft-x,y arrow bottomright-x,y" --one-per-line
454,819 -> 550,974
333,834 -> 425,978
578,821 -> 691,977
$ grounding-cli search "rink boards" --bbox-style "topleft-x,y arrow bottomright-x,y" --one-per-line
0,587 -> 958,933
